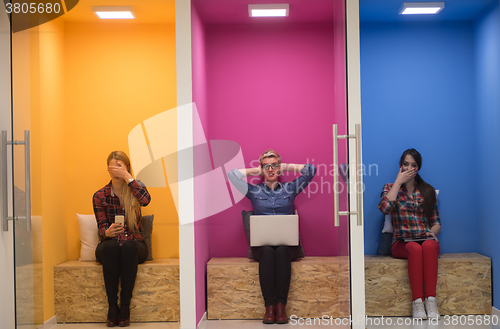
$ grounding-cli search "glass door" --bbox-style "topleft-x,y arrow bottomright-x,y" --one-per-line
330,0 -> 352,325
332,0 -> 365,327
0,5 -> 44,329
12,24 -> 43,328
0,5 -> 16,329
187,0 -> 365,327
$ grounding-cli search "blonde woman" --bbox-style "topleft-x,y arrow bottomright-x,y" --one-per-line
228,149 -> 317,324
93,151 -> 151,327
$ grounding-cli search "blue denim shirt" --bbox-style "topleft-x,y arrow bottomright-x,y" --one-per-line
228,164 -> 317,215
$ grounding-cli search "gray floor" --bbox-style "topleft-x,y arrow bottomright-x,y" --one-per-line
48,315 -> 500,329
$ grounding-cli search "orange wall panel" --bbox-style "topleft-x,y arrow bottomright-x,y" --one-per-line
63,22 -> 179,260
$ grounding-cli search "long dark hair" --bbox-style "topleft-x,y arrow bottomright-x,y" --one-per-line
399,149 -> 436,221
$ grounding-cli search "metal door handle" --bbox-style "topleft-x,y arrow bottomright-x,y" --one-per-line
332,124 -> 363,227
24,130 -> 31,231
1,130 -> 31,232
354,124 -> 363,226
1,130 -> 8,231
332,125 -> 340,227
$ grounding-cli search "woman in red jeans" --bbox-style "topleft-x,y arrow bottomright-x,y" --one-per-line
378,148 -> 441,320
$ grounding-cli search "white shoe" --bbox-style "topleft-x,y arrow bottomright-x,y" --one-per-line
412,298 -> 427,319
425,297 -> 441,319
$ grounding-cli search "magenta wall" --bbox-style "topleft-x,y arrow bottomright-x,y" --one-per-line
204,21 -> 349,257
192,4 -> 210,324
192,2 -> 348,322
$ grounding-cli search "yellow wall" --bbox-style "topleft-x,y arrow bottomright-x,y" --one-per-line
63,22 -> 179,261
37,18 -> 69,321
23,18 -> 178,322
13,18 -> 69,322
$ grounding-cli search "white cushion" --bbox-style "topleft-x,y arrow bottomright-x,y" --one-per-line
381,190 -> 439,233
382,214 -> 393,233
76,214 -> 99,261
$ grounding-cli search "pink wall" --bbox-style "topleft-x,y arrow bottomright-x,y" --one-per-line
204,20 -> 348,257
192,1 -> 348,321
192,3 -> 210,324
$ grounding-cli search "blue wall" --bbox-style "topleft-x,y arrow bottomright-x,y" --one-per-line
475,1 -> 500,310
361,21 -> 480,255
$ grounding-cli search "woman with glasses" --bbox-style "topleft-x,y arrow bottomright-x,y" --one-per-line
378,148 -> 441,320
228,149 -> 316,324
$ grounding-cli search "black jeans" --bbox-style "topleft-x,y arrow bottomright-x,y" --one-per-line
95,239 -> 148,305
251,245 -> 300,306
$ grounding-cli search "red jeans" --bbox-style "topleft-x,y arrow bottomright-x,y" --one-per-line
391,239 -> 440,301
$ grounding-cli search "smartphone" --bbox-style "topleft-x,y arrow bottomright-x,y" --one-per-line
115,215 -> 125,226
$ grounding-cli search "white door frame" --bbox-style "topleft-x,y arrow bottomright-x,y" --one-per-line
175,1 -> 197,328
346,1 -> 366,328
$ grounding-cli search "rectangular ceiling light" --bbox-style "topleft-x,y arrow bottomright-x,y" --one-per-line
249,4 -> 289,17
400,2 -> 444,15
93,6 -> 135,19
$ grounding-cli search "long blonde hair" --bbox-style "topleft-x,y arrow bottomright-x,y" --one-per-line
107,151 -> 140,232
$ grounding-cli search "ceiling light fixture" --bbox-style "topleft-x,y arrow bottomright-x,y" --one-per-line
93,6 -> 135,19
249,4 -> 289,17
399,2 -> 444,15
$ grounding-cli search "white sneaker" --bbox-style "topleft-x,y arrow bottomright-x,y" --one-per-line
412,298 -> 427,319
425,297 -> 441,319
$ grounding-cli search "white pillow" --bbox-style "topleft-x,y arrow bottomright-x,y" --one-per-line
76,214 -> 100,261
381,190 -> 439,233
382,214 -> 393,233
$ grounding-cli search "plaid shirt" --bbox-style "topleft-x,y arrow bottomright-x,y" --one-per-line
93,180 -> 151,246
378,183 -> 440,243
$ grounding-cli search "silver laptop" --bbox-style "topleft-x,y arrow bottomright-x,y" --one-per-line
250,215 -> 299,247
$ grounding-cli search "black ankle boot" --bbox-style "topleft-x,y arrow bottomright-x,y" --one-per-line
118,304 -> 130,327
106,303 -> 119,327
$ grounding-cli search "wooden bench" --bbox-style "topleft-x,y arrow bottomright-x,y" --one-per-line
207,257 -> 350,319
365,253 -> 491,316
54,259 -> 180,323
207,253 -> 491,319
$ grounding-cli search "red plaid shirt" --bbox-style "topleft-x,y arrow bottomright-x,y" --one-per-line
93,180 -> 151,246
378,183 -> 440,243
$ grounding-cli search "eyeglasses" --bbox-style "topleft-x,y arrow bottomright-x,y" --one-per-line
262,163 -> 280,170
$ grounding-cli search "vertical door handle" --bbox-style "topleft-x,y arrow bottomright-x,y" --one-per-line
1,130 -> 31,232
354,124 -> 363,226
24,130 -> 31,231
332,124 -> 363,228
333,125 -> 340,227
1,130 -> 8,231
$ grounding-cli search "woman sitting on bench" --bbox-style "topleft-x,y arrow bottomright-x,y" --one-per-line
228,149 -> 316,324
378,148 -> 441,320
93,151 -> 151,327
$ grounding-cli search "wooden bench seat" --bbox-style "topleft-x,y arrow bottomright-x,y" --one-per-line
207,253 -> 491,319
365,253 -> 491,316
54,259 -> 180,323
207,256 -> 350,319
